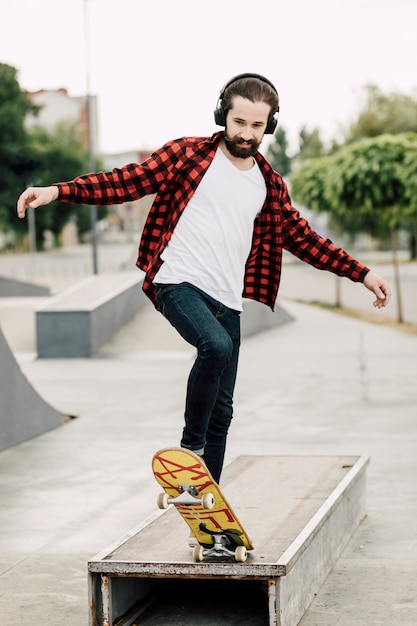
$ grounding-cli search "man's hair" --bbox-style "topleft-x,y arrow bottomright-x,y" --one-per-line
221,76 -> 279,120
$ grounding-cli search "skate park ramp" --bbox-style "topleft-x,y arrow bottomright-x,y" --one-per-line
0,275 -> 50,297
0,325 -> 64,451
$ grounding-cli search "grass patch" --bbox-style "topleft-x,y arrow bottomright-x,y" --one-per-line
300,300 -> 417,335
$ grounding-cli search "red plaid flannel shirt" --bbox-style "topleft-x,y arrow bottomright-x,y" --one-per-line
56,132 -> 369,310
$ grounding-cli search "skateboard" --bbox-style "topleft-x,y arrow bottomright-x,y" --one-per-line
152,447 -> 254,562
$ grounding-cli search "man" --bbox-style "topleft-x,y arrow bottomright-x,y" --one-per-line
17,73 -> 391,483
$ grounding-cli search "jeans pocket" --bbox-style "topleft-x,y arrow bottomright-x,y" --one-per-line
154,283 -> 174,314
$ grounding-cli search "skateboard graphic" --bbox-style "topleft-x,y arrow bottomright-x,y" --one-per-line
152,447 -> 254,562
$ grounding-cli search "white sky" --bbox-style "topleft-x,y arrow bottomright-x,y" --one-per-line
1,0 -> 416,155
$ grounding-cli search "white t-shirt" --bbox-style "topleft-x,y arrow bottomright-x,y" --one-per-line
154,147 -> 266,311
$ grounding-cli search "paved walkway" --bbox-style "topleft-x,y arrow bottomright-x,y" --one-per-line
0,245 -> 416,625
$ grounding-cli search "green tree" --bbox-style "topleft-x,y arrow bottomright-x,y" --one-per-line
290,133 -> 417,322
345,84 -> 417,256
345,84 -> 417,143
265,126 -> 292,177
401,137 -> 417,258
329,133 -> 417,322
290,155 -> 332,213
0,62 -> 106,250
296,125 -> 326,161
0,63 -> 37,235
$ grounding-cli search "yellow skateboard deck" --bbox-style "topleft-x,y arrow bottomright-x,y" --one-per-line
152,447 -> 254,562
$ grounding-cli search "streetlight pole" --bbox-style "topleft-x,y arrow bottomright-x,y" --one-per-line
83,0 -> 98,274
27,206 -> 37,281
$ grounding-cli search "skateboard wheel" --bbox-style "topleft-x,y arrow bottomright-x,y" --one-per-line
235,546 -> 247,562
156,492 -> 169,509
193,545 -> 204,562
201,492 -> 215,509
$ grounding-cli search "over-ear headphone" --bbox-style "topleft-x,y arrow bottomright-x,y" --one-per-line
214,72 -> 279,134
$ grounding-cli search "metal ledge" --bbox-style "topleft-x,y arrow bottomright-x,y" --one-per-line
89,454 -> 369,625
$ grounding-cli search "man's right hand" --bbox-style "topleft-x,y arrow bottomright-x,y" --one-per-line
17,186 -> 59,218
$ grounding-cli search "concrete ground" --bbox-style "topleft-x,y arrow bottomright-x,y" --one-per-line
0,242 -> 416,625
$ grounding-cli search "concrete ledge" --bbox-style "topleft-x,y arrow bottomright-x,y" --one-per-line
88,454 -> 369,626
35,272 -> 146,358
275,455 -> 369,625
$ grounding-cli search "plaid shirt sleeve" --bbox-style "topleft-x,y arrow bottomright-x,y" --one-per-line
55,139 -> 189,205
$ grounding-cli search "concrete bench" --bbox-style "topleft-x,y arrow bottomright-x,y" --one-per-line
36,272 -> 146,358
88,454 -> 369,626
241,298 -> 294,339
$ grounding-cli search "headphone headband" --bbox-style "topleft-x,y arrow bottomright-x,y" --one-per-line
218,72 -> 279,99
214,72 -> 279,134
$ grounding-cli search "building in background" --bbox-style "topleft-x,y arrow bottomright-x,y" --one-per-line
26,88 -> 100,156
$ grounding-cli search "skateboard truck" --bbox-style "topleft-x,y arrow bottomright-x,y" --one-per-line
192,534 -> 248,563
157,484 -> 215,510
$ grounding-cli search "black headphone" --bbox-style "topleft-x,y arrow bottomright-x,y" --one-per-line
213,72 -> 280,135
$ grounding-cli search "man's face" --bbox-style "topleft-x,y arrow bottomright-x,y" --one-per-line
224,95 -> 271,159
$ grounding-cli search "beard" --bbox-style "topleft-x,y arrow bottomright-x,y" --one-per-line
223,131 -> 261,159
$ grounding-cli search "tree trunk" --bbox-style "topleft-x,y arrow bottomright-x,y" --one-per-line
409,221 -> 417,260
335,275 -> 341,307
391,227 -> 404,324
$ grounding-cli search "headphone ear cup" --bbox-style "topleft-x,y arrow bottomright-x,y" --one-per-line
214,105 -> 226,127
265,114 -> 278,135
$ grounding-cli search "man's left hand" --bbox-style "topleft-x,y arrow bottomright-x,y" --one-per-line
363,271 -> 391,308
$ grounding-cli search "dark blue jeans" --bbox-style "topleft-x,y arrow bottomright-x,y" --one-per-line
154,283 -> 241,482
